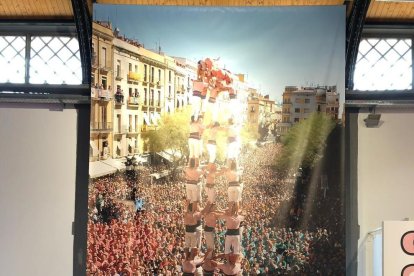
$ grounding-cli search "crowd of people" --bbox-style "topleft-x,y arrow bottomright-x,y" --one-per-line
87,142 -> 345,275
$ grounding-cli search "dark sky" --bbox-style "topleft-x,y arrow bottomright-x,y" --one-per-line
94,5 -> 345,108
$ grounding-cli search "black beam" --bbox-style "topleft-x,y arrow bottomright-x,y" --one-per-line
345,107 -> 359,276
73,104 -> 91,276
0,93 -> 90,105
71,0 -> 92,85
0,22 -> 77,36
347,90 -> 414,101
0,83 -> 90,95
345,0 -> 371,90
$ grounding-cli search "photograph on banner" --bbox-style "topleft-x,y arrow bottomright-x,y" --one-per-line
88,5 -> 345,275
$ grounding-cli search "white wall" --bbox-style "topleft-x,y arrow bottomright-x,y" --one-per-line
0,103 -> 77,276
357,108 -> 414,276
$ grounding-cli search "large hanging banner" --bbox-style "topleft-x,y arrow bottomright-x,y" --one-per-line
88,5 -> 345,275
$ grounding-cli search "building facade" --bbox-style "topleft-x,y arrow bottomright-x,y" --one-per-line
90,22 -> 114,161
278,85 -> 339,134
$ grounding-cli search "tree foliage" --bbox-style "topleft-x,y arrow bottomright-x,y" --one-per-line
141,107 -> 191,167
275,112 -> 336,174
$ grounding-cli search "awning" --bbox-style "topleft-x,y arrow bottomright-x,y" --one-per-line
157,149 -> 182,163
89,160 -> 117,178
101,158 -> 126,171
143,113 -> 151,125
90,141 -> 98,157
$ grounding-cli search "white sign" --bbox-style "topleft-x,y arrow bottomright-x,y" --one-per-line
383,221 -> 414,276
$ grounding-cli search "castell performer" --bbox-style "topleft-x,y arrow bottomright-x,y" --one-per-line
224,159 -> 243,213
211,252 -> 244,276
184,158 -> 203,212
188,116 -> 202,163
203,163 -> 225,204
182,247 -> 204,276
201,203 -> 224,252
219,204 -> 244,256
184,203 -> 203,251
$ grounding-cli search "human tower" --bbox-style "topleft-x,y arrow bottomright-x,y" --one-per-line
182,58 -> 245,275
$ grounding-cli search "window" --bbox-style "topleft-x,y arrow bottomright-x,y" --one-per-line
135,65 -> 138,73
151,67 -> 154,82
144,88 -> 147,104
144,64 -> 147,81
305,99 -> 310,104
158,69 -> 161,82
134,88 -> 138,97
151,89 -> 154,105
101,47 -> 106,67
101,76 -> 107,89
304,108 -> 310,113
158,91 -> 161,106
294,118 -> 300,122
168,86 -> 171,98
169,71 -> 171,82
295,108 -> 300,113
116,60 -> 121,77
129,63 -> 132,72
354,38 -> 412,90
129,88 -> 133,97
295,98 -> 302,104
135,115 -> 138,130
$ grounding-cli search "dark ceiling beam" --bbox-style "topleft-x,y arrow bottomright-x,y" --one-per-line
345,0 -> 371,91
72,0 -> 92,85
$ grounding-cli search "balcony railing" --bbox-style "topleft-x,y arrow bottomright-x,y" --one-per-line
90,122 -> 113,131
127,71 -> 141,83
141,125 -> 157,132
128,96 -> 140,106
91,88 -> 112,101
127,126 -> 139,133
115,70 -> 124,81
114,94 -> 124,106
114,124 -> 127,134
99,63 -> 112,73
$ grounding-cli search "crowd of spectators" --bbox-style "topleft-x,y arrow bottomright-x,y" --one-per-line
87,143 -> 345,275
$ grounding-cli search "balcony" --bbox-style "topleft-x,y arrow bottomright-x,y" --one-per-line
141,125 -> 157,132
99,63 -> 112,73
114,94 -> 124,106
176,84 -> 185,93
90,122 -> 112,132
127,125 -> 139,134
114,124 -> 127,134
115,71 -> 124,81
128,96 -> 140,107
91,88 -> 111,101
127,71 -> 141,84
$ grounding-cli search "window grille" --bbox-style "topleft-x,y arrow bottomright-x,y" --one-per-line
30,36 -> 81,85
0,36 -> 26,83
354,38 -> 412,91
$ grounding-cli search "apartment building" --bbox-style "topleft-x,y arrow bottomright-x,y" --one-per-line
90,21 -> 114,161
278,85 -> 339,134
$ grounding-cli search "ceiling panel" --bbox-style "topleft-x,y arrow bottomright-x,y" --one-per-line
367,1 -> 414,22
95,0 -> 344,6
0,0 -> 92,19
